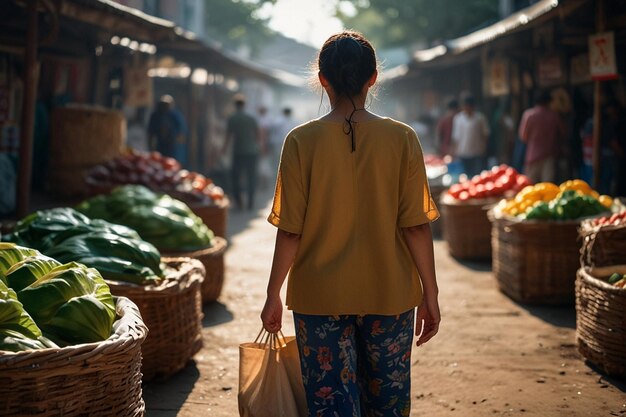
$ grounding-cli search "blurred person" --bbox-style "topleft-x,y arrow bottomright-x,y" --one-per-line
148,95 -> 186,160
436,98 -> 459,157
257,105 -> 273,189
261,31 -> 440,417
222,94 -> 260,210
451,96 -> 490,177
518,91 -> 565,184
269,107 -> 297,172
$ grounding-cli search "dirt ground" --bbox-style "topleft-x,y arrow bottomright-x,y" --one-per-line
143,189 -> 626,416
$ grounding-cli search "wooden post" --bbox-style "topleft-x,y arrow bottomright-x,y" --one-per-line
17,0 -> 39,217
187,70 -> 197,171
592,0 -> 605,189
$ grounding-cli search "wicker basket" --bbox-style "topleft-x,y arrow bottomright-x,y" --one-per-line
189,197 -> 230,238
162,237 -> 228,303
579,220 -> 626,268
576,266 -> 626,378
0,297 -> 147,416
489,211 -> 581,305
440,194 -> 497,259
106,258 -> 205,381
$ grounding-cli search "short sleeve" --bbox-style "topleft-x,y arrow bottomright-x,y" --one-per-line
267,134 -> 307,234
398,130 -> 440,228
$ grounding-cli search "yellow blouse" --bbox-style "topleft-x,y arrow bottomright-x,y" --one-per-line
268,117 -> 439,315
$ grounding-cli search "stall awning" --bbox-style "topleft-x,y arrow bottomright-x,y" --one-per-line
2,0 -> 291,85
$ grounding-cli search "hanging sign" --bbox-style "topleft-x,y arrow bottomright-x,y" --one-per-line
124,66 -> 153,107
589,32 -> 618,81
489,58 -> 509,96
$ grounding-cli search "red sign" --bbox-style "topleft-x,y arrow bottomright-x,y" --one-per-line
589,32 -> 618,81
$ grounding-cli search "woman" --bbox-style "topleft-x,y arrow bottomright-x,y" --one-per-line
261,31 -> 440,417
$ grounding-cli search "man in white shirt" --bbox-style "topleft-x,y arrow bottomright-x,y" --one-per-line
451,96 -> 490,176
269,107 -> 296,173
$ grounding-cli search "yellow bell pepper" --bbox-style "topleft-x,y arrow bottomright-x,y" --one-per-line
598,195 -> 613,208
559,179 -> 592,195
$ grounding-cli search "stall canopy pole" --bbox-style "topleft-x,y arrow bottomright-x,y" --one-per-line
592,0 -> 605,190
17,0 -> 39,217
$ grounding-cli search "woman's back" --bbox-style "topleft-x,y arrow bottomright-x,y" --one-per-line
268,118 -> 438,315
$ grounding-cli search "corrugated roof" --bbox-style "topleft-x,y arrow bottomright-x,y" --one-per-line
414,0 -> 560,63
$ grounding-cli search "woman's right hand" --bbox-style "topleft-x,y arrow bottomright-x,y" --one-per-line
261,294 -> 283,333
415,292 -> 440,347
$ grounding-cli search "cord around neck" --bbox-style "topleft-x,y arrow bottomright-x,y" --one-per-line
342,97 -> 365,152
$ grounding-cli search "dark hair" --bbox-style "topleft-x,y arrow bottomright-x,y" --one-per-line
318,31 -> 377,152
536,91 -> 552,105
463,96 -> 475,107
318,31 -> 377,99
447,99 -> 459,110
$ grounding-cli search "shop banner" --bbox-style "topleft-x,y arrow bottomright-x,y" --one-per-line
589,32 -> 618,81
537,56 -> 564,87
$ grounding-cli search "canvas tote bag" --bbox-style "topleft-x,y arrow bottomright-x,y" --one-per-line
238,330 -> 307,417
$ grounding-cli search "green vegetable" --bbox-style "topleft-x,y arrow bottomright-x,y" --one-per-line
608,273 -> 623,284
525,202 -> 553,220
77,185 -> 214,251
5,255 -> 62,292
0,280 -> 58,352
17,262 -> 116,346
0,243 -> 39,284
3,208 -> 163,285
45,232 -> 163,284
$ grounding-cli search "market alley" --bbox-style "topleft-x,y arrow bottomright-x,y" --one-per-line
143,188 -> 626,417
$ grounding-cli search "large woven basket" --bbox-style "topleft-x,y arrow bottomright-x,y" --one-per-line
0,297 -> 147,416
189,197 -> 230,238
489,211 -> 582,305
576,266 -> 626,378
162,237 -> 228,303
440,194 -> 497,259
579,220 -> 626,268
106,258 -> 205,381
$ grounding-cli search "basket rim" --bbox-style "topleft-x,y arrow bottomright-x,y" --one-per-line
160,236 -> 228,258
578,267 -> 626,293
440,193 -> 501,207
0,296 -> 147,361
189,196 -> 230,210
105,257 -> 204,293
579,219 -> 626,234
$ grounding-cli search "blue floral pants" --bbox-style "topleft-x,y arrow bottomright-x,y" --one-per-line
293,309 -> 415,417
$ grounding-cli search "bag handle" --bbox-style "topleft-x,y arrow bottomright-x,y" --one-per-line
254,328 -> 288,351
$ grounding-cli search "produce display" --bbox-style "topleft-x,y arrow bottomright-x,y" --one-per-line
85,151 -> 225,205
0,243 -> 116,350
77,185 -> 214,252
4,208 -> 163,285
0,280 -> 58,352
608,272 -> 626,288
497,180 -> 611,220
589,211 -> 626,227
447,165 -> 531,201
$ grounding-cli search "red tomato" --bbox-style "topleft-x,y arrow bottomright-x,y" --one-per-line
485,182 -> 495,196
499,175 -> 514,190
458,191 -> 470,201
448,184 -> 462,198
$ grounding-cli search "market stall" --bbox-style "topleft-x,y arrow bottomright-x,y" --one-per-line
490,180 -> 612,304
